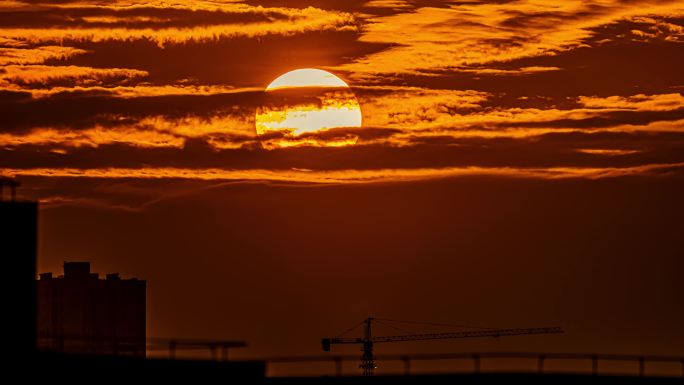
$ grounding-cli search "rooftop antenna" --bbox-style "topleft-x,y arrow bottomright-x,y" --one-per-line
0,177 -> 20,202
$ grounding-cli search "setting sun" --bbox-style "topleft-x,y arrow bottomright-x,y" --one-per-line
255,68 -> 362,149
265,68 -> 351,90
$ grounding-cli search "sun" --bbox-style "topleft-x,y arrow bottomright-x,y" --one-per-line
255,68 -> 362,149
266,68 -> 350,90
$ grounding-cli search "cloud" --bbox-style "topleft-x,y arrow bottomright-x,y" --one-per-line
628,16 -> 684,42
0,87 -> 264,133
359,90 -> 684,143
0,3 -> 359,46
373,30 -> 684,102
364,0 -> 413,11
0,45 -> 86,65
0,125 -> 186,149
460,66 -> 562,76
336,0 -> 684,77
3,162 -> 684,186
0,0 -> 682,190
15,84 -> 259,99
3,128 -> 684,172
0,65 -> 148,87
1,86 -> 681,152
0,2 -> 380,92
359,86 -> 490,129
578,93 -> 684,111
0,113 -> 259,149
576,148 -> 641,156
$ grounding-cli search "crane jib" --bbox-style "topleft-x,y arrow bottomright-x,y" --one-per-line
321,318 -> 564,376
324,327 -> 563,346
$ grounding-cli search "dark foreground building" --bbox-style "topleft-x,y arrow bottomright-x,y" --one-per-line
0,178 -> 37,357
37,262 -> 147,356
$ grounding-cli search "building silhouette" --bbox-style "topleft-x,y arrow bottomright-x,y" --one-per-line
37,262 -> 146,356
0,178 -> 37,356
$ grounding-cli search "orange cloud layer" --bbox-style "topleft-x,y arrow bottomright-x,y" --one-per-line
0,4 -> 358,46
1,91 -> 681,149
359,91 -> 684,143
17,85 -> 260,98
0,65 -> 148,87
0,126 -> 185,148
576,149 -> 641,156
337,0 -> 684,77
578,93 -> 684,111
359,87 -> 491,130
2,163 -> 682,185
0,114 -> 255,149
0,45 -> 86,65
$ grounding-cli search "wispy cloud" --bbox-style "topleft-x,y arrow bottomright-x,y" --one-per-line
0,3 -> 358,46
4,162 -> 684,185
578,93 -> 684,111
0,45 -> 86,65
1,88 -> 681,150
17,85 -> 260,99
337,0 -> 684,77
0,65 -> 148,87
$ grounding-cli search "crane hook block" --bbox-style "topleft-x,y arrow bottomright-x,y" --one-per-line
322,338 -> 332,352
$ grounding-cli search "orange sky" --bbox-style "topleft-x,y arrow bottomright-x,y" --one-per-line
2,0 -> 683,372
1,0 -> 683,180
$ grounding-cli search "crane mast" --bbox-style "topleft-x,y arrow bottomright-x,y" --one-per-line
322,317 -> 564,376
360,318 -> 374,376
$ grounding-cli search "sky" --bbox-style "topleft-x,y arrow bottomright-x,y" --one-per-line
2,0 -> 683,374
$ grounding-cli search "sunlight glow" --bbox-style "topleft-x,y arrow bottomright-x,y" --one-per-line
256,68 -> 362,149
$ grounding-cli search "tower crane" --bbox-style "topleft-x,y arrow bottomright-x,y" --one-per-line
322,317 -> 564,376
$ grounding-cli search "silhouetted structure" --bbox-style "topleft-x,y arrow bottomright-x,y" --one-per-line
0,178 -> 37,356
37,262 -> 146,356
323,317 -> 564,376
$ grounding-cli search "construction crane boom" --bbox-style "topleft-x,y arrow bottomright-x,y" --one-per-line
324,326 -> 563,346
322,317 -> 564,376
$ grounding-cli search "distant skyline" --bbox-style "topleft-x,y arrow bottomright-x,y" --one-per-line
2,0 -> 683,366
